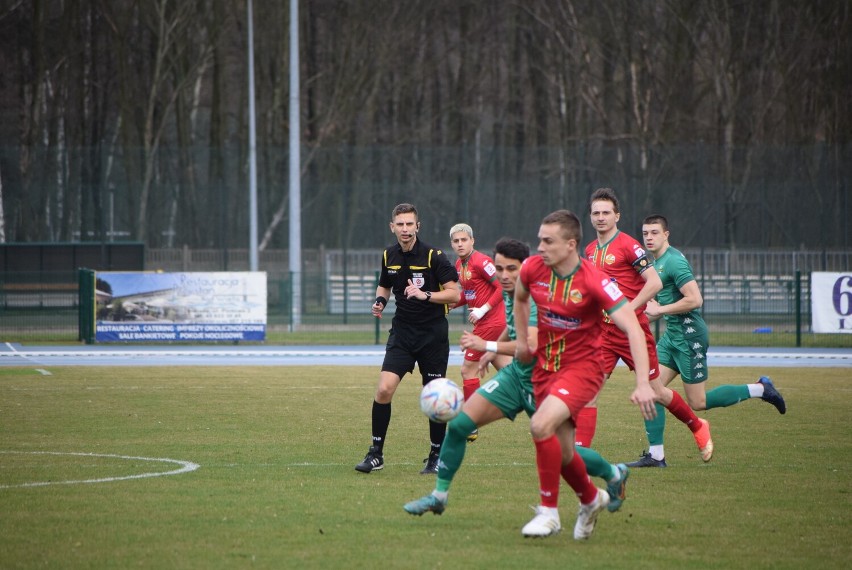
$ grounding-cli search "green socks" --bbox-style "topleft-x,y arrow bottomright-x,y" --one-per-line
434,411 -> 477,492
705,384 -> 750,409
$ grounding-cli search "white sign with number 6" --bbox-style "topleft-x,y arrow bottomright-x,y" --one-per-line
811,272 -> 852,334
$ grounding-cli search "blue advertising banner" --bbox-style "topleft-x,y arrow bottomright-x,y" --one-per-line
95,272 -> 267,342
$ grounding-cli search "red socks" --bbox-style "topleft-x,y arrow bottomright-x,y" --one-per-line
535,436 -> 598,507
573,407 -> 598,447
533,435 -> 562,508
560,449 -> 598,504
462,378 -> 480,401
666,390 -> 701,432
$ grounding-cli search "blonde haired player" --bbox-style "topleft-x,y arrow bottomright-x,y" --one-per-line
449,223 -> 508,441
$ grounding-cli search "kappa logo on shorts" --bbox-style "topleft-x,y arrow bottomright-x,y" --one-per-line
558,388 -> 570,396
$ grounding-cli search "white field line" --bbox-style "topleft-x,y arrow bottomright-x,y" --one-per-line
711,351 -> 852,361
0,451 -> 199,489
283,461 -> 535,467
0,349 -> 387,358
0,347 -> 848,361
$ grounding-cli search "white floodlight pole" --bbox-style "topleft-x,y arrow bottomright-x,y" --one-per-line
247,0 -> 259,272
288,0 -> 302,327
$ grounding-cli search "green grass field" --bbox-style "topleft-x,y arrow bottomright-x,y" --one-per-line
0,365 -> 850,569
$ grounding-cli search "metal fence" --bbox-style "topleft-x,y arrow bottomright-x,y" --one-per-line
1,247 -> 850,347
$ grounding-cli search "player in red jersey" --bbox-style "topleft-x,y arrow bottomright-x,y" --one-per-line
575,187 -> 661,446
580,188 -> 712,465
515,209 -> 656,540
450,224 -> 509,415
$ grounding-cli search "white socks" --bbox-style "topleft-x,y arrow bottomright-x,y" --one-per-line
649,445 -> 665,460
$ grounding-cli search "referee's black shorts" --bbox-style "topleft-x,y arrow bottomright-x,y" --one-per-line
381,318 -> 450,385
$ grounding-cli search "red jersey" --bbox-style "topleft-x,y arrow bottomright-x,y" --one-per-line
455,250 -> 505,328
585,230 -> 653,312
519,255 -> 627,372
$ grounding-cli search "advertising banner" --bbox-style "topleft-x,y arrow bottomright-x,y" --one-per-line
95,272 -> 267,342
811,272 -> 852,334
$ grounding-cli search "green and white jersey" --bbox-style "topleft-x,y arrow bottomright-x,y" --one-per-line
654,246 -> 707,341
504,289 -> 538,341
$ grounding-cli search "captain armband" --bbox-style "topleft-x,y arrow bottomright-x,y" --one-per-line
632,255 -> 653,274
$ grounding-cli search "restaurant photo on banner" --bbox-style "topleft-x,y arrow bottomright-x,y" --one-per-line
94,272 -> 267,342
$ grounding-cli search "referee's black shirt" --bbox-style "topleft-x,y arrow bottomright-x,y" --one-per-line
378,238 -> 459,323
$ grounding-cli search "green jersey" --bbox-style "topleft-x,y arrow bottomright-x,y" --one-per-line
654,246 -> 707,341
475,290 -> 539,420
503,289 -> 537,342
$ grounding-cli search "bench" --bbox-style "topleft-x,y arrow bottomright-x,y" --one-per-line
0,283 -> 78,309
327,275 -> 395,315
698,275 -> 810,315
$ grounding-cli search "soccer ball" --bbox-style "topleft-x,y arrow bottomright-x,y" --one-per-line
419,378 -> 464,423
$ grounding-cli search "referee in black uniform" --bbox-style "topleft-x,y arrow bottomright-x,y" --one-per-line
355,203 -> 460,475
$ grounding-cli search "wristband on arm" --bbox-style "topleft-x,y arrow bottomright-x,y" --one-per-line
375,296 -> 387,308
485,341 -> 498,353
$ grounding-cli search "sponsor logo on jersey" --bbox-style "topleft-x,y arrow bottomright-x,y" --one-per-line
464,289 -> 476,301
542,311 -> 581,330
602,279 -> 622,301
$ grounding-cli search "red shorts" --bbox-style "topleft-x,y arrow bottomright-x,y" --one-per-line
532,360 -> 605,419
463,320 -> 505,362
599,316 -> 660,380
